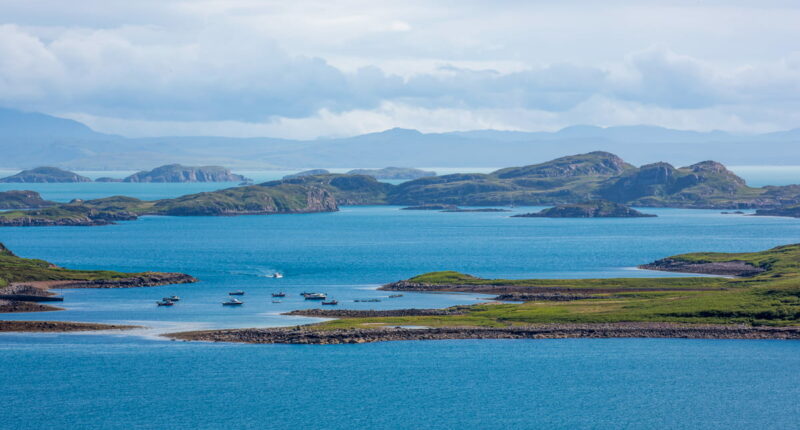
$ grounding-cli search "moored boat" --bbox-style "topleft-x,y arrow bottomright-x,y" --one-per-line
163,295 -> 180,301
321,299 -> 338,305
156,300 -> 174,306
271,292 -> 286,297
388,294 -> 403,298
302,292 -> 327,300
229,290 -> 245,296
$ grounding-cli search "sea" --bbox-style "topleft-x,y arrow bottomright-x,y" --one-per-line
1,167 -> 800,429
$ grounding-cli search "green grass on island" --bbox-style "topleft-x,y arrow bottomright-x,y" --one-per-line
0,243 -> 139,288
316,244 -> 800,330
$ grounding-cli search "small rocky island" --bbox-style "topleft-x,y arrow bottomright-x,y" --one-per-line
754,204 -> 800,218
123,164 -> 250,183
513,200 -> 656,218
346,167 -> 436,180
283,169 -> 330,179
0,190 -> 55,209
0,167 -> 91,183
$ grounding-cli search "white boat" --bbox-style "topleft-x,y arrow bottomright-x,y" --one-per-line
272,272 -> 284,279
302,292 -> 327,300
222,298 -> 244,306
163,295 -> 180,301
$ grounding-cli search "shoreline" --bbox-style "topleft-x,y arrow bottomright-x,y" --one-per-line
164,323 -> 800,345
0,320 -> 140,333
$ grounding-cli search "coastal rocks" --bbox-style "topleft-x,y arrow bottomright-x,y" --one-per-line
754,204 -> 800,218
165,323 -> 800,345
0,321 -> 138,332
401,204 -> 459,210
513,200 -> 656,218
123,164 -> 249,183
45,272 -> 198,289
0,190 -> 55,209
0,167 -> 91,183
639,258 -> 766,277
0,300 -> 62,313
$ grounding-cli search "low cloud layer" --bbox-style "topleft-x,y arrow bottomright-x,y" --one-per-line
0,1 -> 799,137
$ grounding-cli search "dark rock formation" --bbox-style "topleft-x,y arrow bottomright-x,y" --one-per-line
0,321 -> 138,332
0,167 -> 91,183
640,258 -> 766,277
754,204 -> 800,218
513,200 -> 656,218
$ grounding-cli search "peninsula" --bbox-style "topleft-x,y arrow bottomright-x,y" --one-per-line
0,190 -> 55,209
167,243 -> 800,344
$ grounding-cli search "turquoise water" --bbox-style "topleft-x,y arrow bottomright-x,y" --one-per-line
1,177 -> 800,429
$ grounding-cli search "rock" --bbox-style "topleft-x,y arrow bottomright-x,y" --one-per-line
639,258 -> 766,277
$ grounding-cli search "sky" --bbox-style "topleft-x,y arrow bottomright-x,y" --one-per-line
0,0 -> 799,139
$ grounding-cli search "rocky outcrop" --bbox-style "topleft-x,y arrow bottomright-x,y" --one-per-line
124,164 -> 249,183
165,323 -> 800,344
0,167 -> 91,183
513,200 -> 656,218
0,300 -> 62,313
0,321 -> 138,332
754,205 -> 800,218
0,190 -> 55,209
40,272 -> 198,289
401,204 -> 459,210
639,258 -> 766,277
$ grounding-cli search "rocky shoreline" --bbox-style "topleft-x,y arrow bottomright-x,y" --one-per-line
639,258 -> 765,277
12,272 -> 199,289
379,280 -> 719,295
165,323 -> 800,344
0,320 -> 139,332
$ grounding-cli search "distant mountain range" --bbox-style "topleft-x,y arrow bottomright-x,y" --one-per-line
1,108 -> 799,169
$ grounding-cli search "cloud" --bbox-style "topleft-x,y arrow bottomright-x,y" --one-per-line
0,1 -> 799,136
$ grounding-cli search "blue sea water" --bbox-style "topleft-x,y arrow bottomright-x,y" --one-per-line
1,177 -> 800,429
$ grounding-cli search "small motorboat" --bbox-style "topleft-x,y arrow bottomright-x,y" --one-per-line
222,298 -> 244,306
388,294 -> 403,298
322,299 -> 338,305
272,300 -> 282,304
163,295 -> 180,301
271,292 -> 286,297
302,292 -> 327,300
156,300 -> 174,307
229,290 -> 245,296
272,272 -> 283,279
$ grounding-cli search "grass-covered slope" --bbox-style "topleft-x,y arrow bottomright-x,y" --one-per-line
322,244 -> 800,329
0,167 -> 92,183
0,243 -> 133,288
0,190 -> 56,209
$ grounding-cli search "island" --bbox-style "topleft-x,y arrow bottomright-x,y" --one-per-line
346,167 -> 436,180
166,243 -> 800,344
0,190 -> 55,209
123,164 -> 250,183
0,182 -> 339,226
283,169 -> 330,179
0,166 -> 91,183
512,200 -> 656,218
0,242 -> 196,331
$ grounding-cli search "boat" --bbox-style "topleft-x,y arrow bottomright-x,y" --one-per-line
271,292 -> 286,297
322,299 -> 338,305
272,300 -> 282,303
163,295 -> 180,301
354,298 -> 381,303
272,272 -> 283,279
156,300 -> 174,306
228,290 -> 245,296
222,298 -> 244,306
301,292 -> 327,300
388,294 -> 403,298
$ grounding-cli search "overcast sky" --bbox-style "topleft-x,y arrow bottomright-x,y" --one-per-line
1,0 -> 799,138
